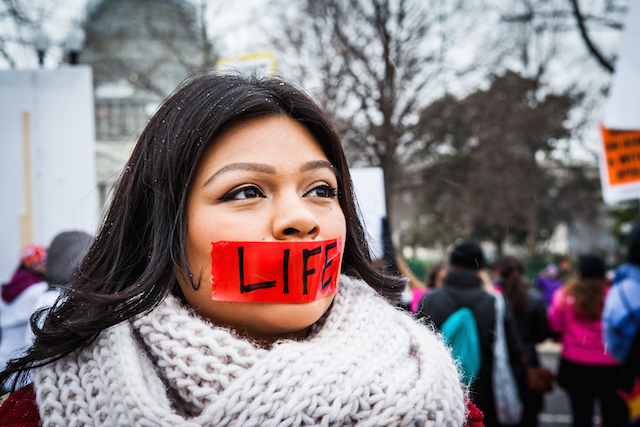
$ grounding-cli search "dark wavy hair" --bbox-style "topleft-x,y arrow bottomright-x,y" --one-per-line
567,254 -> 607,321
566,277 -> 606,321
1,73 -> 405,390
499,255 -> 529,317
425,260 -> 447,289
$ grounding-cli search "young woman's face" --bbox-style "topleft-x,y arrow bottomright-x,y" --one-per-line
179,115 -> 347,343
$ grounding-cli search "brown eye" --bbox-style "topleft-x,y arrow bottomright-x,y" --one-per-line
305,184 -> 337,198
221,186 -> 265,201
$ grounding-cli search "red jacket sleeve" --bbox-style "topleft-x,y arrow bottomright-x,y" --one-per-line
464,396 -> 485,427
0,384 -> 42,427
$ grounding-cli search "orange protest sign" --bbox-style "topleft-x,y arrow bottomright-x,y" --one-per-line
601,125 -> 640,186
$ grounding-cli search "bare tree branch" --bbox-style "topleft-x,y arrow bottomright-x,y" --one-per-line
570,0 -> 614,72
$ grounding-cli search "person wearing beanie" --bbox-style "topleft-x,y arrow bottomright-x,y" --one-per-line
0,245 -> 47,304
0,232 -> 92,386
418,240 -> 524,427
42,230 -> 92,288
548,253 -> 627,426
604,219 -> 640,363
578,254 -> 606,279
0,245 -> 48,378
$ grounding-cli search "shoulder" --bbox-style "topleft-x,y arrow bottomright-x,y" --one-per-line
549,286 -> 568,305
17,282 -> 49,299
612,263 -> 640,289
420,287 -> 445,302
10,283 -> 49,310
604,271 -> 640,326
526,290 -> 545,312
418,288 -> 456,313
604,278 -> 635,319
0,384 -> 41,426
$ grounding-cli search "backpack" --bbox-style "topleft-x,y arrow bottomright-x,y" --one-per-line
441,307 -> 481,384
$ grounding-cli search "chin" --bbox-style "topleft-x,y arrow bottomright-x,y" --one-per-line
237,294 -> 335,340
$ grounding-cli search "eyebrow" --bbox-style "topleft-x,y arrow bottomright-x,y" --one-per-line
202,161 -> 338,187
203,163 -> 276,187
300,160 -> 336,174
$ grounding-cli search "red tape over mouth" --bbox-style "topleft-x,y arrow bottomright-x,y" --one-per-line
210,238 -> 342,303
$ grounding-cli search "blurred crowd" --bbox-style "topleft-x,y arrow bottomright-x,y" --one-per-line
399,222 -> 640,427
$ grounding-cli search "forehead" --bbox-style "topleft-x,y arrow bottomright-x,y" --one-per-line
200,116 -> 329,168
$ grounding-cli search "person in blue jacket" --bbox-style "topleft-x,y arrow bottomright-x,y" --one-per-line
603,219 -> 640,362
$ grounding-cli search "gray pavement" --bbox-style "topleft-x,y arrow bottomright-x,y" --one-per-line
539,348 -> 573,426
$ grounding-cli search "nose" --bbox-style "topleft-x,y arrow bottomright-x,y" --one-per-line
272,194 -> 320,240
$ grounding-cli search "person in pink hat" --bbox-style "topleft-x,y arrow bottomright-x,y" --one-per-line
0,245 -> 48,381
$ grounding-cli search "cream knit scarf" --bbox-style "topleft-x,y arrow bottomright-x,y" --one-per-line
34,275 -> 466,426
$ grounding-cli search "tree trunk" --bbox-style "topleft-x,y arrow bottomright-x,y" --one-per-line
494,236 -> 504,258
382,153 -> 396,224
526,205 -> 537,258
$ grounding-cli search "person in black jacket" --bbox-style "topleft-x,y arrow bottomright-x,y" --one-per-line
418,240 -> 525,427
499,255 -> 550,427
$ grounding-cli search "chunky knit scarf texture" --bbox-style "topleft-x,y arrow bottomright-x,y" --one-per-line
34,275 -> 466,426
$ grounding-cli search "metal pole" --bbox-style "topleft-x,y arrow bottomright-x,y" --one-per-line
20,111 -> 33,246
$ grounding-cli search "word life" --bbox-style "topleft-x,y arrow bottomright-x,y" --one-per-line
210,238 -> 341,303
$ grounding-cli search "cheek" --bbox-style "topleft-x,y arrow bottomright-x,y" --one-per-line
318,208 -> 346,268
187,225 -> 214,277
179,214 -> 217,304
323,206 -> 346,240
336,216 -> 348,256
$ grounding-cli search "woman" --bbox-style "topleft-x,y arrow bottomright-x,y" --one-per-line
0,74 -> 476,426
499,255 -> 550,427
548,254 -> 627,427
0,245 -> 48,376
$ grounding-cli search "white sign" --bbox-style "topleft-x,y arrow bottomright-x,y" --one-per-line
603,0 -> 640,130
0,66 -> 98,282
350,167 -> 387,259
600,0 -> 640,204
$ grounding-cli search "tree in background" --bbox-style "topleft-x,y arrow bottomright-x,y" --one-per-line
0,0 -> 58,68
0,0 -> 31,67
496,0 -> 626,161
568,0 -> 625,73
272,0 -> 625,236
407,70 -> 593,256
273,0 -> 479,221
502,0 -> 627,74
